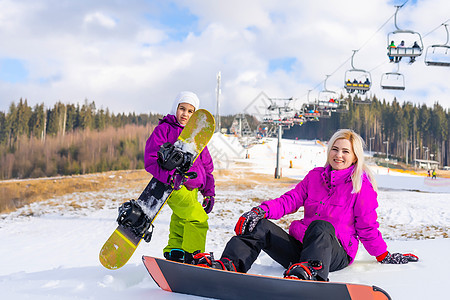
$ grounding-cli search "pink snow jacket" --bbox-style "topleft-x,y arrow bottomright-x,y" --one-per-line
260,165 -> 387,263
144,114 -> 215,197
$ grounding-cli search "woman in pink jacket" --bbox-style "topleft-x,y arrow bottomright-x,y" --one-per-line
194,129 -> 418,281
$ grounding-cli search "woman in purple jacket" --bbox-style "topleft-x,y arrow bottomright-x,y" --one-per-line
194,129 -> 418,281
144,91 -> 215,264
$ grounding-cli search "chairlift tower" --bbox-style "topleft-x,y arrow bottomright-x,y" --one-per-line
215,72 -> 221,132
230,114 -> 252,137
267,97 -> 294,179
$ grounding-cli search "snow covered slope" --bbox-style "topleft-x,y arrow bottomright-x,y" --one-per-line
0,135 -> 448,299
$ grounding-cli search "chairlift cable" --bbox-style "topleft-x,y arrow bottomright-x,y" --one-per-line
354,1 -> 406,53
421,20 -> 450,39
368,61 -> 388,73
309,55 -> 353,94
312,10 -> 398,94
305,1 -> 419,103
398,0 -> 409,8
356,12 -> 396,52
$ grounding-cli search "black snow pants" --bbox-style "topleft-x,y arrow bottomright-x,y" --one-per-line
220,219 -> 350,280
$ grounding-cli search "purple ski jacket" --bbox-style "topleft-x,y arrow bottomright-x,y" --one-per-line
144,114 -> 215,197
260,165 -> 387,263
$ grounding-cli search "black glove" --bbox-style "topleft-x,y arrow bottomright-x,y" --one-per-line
169,171 -> 197,190
379,252 -> 419,264
234,206 -> 266,235
202,196 -> 215,214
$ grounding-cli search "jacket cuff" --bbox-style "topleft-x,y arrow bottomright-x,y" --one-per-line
201,192 -> 215,198
258,204 -> 269,218
376,251 -> 389,262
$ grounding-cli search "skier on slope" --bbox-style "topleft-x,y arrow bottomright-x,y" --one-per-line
193,129 -> 418,281
144,91 -> 215,264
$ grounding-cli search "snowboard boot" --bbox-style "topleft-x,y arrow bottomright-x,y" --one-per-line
193,252 -> 237,272
164,249 -> 197,264
283,260 -> 324,281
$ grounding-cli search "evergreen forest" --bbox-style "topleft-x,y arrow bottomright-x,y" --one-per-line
0,99 -> 161,180
284,95 -> 449,167
0,94 -> 449,180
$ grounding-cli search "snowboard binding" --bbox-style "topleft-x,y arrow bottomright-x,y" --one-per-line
284,260 -> 324,281
157,142 -> 194,173
117,200 -> 154,242
158,142 -> 199,190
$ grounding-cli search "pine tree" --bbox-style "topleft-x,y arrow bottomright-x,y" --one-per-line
29,103 -> 46,140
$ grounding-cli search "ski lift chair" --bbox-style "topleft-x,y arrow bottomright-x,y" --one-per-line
292,111 -> 306,125
302,103 -> 320,120
386,6 -> 424,62
425,45 -> 450,66
380,72 -> 405,90
335,99 -> 350,111
319,109 -> 331,118
344,50 -> 372,94
344,70 -> 372,94
318,75 -> 339,110
387,30 -> 424,58
424,24 -> 450,67
317,96 -> 339,110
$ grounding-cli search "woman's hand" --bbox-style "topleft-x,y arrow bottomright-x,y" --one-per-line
377,252 -> 419,264
234,206 -> 267,235
202,196 -> 214,214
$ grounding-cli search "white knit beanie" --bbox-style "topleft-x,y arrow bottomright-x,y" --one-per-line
170,91 -> 200,115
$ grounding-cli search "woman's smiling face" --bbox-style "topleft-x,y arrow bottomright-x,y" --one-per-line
328,138 -> 356,170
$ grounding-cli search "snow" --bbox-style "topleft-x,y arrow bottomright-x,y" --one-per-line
1,134 -> 449,299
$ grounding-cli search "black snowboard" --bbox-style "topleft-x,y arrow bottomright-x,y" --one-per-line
142,256 -> 391,300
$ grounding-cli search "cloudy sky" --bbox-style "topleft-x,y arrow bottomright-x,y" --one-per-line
0,0 -> 449,116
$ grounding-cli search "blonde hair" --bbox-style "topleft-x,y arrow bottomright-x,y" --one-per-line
325,129 -> 377,193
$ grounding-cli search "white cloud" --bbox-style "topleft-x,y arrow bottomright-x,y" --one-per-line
0,0 -> 449,116
83,12 -> 117,29
136,28 -> 167,45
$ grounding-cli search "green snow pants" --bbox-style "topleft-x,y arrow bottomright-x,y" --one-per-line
163,185 -> 209,254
